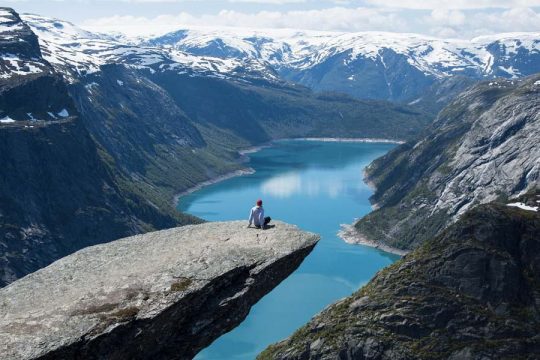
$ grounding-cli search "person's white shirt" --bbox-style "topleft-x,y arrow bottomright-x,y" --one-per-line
248,206 -> 264,227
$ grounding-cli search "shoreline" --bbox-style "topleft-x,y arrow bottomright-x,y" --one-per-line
174,137 -> 401,207
276,137 -> 405,144
173,168 -> 255,207
338,224 -> 410,256
361,168 -> 380,210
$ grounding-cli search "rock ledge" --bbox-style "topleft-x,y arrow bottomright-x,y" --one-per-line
0,221 -> 319,360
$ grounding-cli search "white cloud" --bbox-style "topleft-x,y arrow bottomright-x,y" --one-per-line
228,0 -> 307,3
424,7 -> 540,38
81,6 -> 540,38
82,7 -> 412,36
428,9 -> 466,27
473,7 -> 540,34
365,0 -> 540,10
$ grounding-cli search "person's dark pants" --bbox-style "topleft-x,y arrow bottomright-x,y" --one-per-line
256,217 -> 271,228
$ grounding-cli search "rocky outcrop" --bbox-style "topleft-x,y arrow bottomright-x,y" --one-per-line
0,221 -> 319,360
353,74 -> 540,250
259,200 -> 540,359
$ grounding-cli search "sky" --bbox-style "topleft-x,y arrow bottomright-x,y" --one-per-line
5,0 -> 540,38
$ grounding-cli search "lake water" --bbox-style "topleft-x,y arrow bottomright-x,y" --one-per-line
177,140 -> 400,360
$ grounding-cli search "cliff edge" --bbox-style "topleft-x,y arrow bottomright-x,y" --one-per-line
260,199 -> 540,359
0,221 -> 319,360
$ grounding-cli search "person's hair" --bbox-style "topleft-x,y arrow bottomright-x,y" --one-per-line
256,199 -> 263,206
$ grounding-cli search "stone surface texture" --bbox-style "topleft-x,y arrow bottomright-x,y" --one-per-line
0,221 -> 319,360
259,202 -> 540,359
354,74 -> 540,250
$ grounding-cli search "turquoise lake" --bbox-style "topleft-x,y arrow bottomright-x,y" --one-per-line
177,140 -> 400,360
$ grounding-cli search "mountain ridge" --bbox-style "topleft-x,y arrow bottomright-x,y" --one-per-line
140,26 -> 540,103
353,74 -> 540,250
10,9 -> 540,106
259,199 -> 540,359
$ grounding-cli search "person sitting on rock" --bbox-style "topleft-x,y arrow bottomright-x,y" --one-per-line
248,199 -> 271,229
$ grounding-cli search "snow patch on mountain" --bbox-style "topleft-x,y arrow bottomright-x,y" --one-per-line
0,8 -> 49,80
20,14 -> 277,83
507,202 -> 538,212
143,27 -> 540,79
0,116 -> 15,123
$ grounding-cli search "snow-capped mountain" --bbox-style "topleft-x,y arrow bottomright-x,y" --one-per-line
144,27 -> 540,102
2,8 -> 540,104
0,8 -> 50,81
17,13 -> 278,83
147,27 -> 540,78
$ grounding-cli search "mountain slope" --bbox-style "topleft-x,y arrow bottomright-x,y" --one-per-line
0,9 -> 197,286
150,71 -> 430,143
0,111 -> 192,287
0,7 -> 432,286
352,75 -> 540,250
0,8 -> 49,82
144,28 -> 540,103
259,200 -> 540,359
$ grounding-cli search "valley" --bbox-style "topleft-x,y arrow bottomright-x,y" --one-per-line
0,7 -> 427,286
0,4 -> 539,360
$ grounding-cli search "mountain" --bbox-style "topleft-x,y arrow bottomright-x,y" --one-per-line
0,8 -> 205,286
20,13 -> 279,84
143,28 -> 540,105
0,8 -> 431,286
351,74 -> 540,251
0,8 -> 48,81
259,198 -> 540,359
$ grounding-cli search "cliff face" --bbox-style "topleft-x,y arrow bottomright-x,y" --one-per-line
353,75 -> 540,250
0,7 -> 47,82
0,12 -> 195,286
0,221 -> 319,360
0,117 -> 186,286
260,200 -> 540,360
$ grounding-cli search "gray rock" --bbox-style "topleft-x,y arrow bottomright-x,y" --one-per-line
0,221 -> 319,360
354,74 -> 540,250
259,204 -> 540,359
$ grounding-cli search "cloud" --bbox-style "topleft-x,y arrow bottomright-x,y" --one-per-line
82,7 -> 412,36
365,0 -> 540,10
428,9 -> 466,27
261,173 -> 301,198
81,6 -> 540,38
423,7 -> 540,38
228,0 -> 307,3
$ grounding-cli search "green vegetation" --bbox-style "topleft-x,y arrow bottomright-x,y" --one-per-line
169,278 -> 193,292
259,203 -> 540,359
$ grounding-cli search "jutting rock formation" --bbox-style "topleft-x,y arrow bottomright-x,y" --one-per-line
0,221 -> 319,360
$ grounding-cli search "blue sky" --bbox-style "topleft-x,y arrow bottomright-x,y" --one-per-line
6,0 -> 540,38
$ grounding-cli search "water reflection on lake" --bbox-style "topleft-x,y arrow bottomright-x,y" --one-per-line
178,140 -> 401,360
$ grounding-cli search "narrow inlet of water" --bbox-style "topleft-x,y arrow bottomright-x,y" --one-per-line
177,140 -> 401,359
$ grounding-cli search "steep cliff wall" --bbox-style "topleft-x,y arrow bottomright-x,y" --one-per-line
353,75 -> 540,250
260,198 -> 540,359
